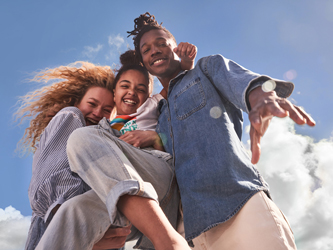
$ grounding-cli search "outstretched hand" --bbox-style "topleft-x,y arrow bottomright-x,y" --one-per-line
248,86 -> 315,164
92,225 -> 131,250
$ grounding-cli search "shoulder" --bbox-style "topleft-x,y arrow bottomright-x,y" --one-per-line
45,107 -> 85,135
56,107 -> 84,120
150,93 -> 164,103
53,107 -> 85,126
196,54 -> 227,68
137,94 -> 163,112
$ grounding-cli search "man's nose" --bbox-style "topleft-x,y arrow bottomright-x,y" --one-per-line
151,45 -> 161,56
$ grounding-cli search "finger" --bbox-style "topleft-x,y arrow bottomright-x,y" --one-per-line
119,131 -> 135,142
178,43 -> 186,58
277,100 -> 306,125
175,43 -> 184,58
93,236 -> 127,249
249,98 -> 287,131
248,108 -> 264,135
104,226 -> 131,238
188,45 -> 197,59
173,46 -> 178,54
185,45 -> 193,57
250,125 -> 261,164
181,42 -> 190,58
295,106 -> 316,126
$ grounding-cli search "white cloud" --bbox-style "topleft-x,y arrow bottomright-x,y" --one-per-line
0,206 -> 31,250
108,34 -> 125,50
246,118 -> 333,250
105,34 -> 130,62
82,44 -> 104,59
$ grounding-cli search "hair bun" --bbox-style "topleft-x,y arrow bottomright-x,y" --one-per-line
119,50 -> 141,66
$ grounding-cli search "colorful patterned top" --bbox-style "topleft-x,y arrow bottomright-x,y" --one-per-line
109,94 -> 164,135
110,115 -> 137,132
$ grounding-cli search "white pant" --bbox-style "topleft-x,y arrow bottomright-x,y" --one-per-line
190,191 -> 296,250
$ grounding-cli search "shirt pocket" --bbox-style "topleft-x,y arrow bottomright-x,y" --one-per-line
173,77 -> 206,120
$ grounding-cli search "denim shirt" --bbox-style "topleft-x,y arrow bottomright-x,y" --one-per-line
156,54 -> 294,242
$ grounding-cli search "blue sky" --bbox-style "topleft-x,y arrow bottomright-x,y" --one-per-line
1,1 -> 333,249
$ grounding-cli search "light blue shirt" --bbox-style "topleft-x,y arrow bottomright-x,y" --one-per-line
156,54 -> 294,242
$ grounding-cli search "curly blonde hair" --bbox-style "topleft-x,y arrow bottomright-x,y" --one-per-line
15,61 -> 115,152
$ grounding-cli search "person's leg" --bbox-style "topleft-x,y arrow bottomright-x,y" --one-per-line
67,119 -> 186,249
118,195 -> 189,250
192,191 -> 296,250
35,190 -> 114,250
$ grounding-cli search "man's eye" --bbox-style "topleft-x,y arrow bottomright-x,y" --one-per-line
88,102 -> 96,106
143,48 -> 150,54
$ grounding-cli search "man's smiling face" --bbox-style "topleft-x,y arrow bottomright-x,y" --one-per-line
140,29 -> 181,80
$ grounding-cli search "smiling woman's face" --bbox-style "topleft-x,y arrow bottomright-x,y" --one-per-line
113,69 -> 149,116
76,86 -> 114,126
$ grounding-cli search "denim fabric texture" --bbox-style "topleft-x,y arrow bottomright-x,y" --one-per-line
156,54 -> 294,241
36,118 -> 179,250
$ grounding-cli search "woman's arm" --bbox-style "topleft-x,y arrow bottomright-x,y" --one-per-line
29,107 -> 88,219
119,130 -> 164,151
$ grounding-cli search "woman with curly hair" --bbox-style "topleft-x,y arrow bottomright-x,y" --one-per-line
16,62 -> 131,250
33,45 -> 196,250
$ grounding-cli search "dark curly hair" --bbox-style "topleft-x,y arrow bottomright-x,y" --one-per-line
127,12 -> 176,62
114,49 -> 153,95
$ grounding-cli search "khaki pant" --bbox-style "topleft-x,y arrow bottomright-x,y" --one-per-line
178,191 -> 296,250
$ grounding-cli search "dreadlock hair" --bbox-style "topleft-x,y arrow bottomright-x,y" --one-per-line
15,62 -> 114,153
114,49 -> 154,95
127,12 -> 177,63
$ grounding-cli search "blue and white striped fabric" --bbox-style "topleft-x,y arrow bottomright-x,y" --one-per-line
28,106 -> 91,223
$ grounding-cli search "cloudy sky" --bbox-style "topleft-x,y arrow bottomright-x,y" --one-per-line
1,1 -> 333,249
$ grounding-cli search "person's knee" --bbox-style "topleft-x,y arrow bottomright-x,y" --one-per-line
67,127 -> 89,151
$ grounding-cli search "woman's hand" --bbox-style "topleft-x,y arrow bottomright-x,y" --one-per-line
92,226 -> 131,250
119,130 -> 164,151
248,86 -> 315,164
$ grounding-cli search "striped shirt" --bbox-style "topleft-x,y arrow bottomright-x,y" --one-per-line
28,107 -> 91,222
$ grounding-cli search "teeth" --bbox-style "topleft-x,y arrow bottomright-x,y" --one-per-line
152,59 -> 164,65
87,118 -> 97,124
124,99 -> 136,104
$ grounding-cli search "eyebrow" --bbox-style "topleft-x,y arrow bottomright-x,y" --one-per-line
119,80 -> 148,90
140,37 -> 167,49
88,97 -> 100,103
119,80 -> 130,84
88,97 -> 113,108
138,83 -> 148,89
